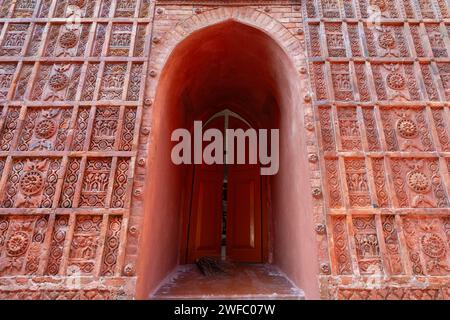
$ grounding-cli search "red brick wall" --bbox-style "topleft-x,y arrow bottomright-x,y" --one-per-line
0,0 -> 448,299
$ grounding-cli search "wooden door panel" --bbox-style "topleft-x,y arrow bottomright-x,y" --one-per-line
227,165 -> 262,262
187,166 -> 223,262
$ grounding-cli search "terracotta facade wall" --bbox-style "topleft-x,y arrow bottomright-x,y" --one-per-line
0,0 -> 448,299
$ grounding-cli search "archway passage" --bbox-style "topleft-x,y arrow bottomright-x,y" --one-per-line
137,20 -> 319,299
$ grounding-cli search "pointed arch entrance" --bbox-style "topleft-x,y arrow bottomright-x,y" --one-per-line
185,110 -> 264,263
136,13 -> 319,299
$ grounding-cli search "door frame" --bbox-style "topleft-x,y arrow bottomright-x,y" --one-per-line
178,110 -> 271,264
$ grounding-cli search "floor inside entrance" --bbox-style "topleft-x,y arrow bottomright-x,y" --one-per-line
151,264 -> 305,300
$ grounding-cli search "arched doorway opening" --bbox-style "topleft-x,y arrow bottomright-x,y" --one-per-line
185,110 -> 265,264
136,20 -> 319,299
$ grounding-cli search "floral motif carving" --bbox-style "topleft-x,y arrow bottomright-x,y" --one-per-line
0,216 -> 48,276
403,217 -> 449,275
390,158 -> 448,208
380,108 -> 434,152
2,158 -> 61,208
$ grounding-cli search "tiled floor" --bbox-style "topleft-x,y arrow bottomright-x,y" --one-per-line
152,264 -> 305,300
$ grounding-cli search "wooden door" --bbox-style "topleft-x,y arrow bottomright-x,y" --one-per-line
187,116 -> 224,262
186,112 -> 263,263
226,164 -> 262,262
187,164 -> 224,262
226,116 -> 262,262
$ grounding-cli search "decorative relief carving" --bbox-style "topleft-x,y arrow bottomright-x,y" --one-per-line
420,64 -> 439,101
140,0 -> 152,18
45,24 -> 89,58
331,63 -> 353,101
371,158 -> 389,207
436,63 -> 450,101
79,158 -> 112,208
81,63 -> 99,101
17,108 -> 71,152
68,215 -> 103,275
92,23 -> 107,57
99,63 -> 127,100
365,25 -> 409,58
372,64 -> 420,102
380,108 -> 434,152
0,1 -> 13,18
101,216 -> 122,276
425,24 -> 447,58
417,0 -> 436,19
31,64 -> 81,101
54,0 -> 95,18
402,217 -> 449,275
0,289 -> 125,300
381,215 -> 403,275
359,0 -> 399,19
12,0 -> 37,18
337,107 -> 362,151
345,159 -> 371,208
431,108 -> 450,152
318,107 -> 336,151
409,24 -> 426,57
46,215 -> 69,275
0,63 -> 17,100
362,108 -> 381,151
115,0 -> 137,17
59,158 -> 82,208
100,0 -> 113,18
347,23 -> 362,57
325,23 -> 346,57
0,0 -> 447,300
90,107 -> 120,151
0,215 -> 48,276
0,107 -> 20,151
36,0 -> 51,18
127,63 -> 143,101
390,158 -> 448,208
109,24 -> 133,56
71,107 -> 90,151
352,216 -> 383,274
354,63 -> 370,102
0,23 -> 29,56
134,24 -> 147,57
310,63 -> 327,100
1,158 -> 62,208
321,0 -> 341,18
119,107 -> 137,151
332,216 -> 352,275
338,287 -> 443,300
13,63 -> 32,100
325,159 -> 343,208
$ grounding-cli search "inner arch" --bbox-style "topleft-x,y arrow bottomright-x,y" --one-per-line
136,20 -> 319,299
